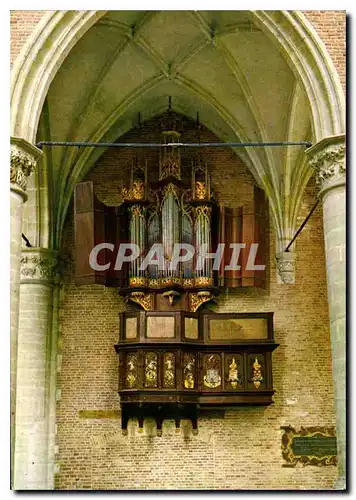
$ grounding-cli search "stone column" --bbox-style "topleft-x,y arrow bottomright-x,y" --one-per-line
14,248 -> 60,490
10,137 -> 42,486
307,134 -> 346,490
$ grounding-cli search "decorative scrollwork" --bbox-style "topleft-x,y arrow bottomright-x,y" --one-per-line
160,153 -> 181,180
189,291 -> 213,312
183,353 -> 195,389
194,204 -> 212,221
195,276 -> 213,287
195,181 -> 208,200
129,277 -> 148,287
227,357 -> 242,389
122,181 -> 145,201
129,292 -> 152,311
250,356 -> 264,389
145,352 -> 158,388
125,353 -> 138,389
163,353 -> 175,388
203,354 -> 221,389
182,278 -> 195,288
281,426 -> 337,467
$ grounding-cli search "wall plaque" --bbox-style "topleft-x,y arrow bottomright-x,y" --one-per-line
281,426 -> 337,467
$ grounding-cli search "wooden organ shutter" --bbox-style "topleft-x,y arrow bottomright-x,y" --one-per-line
251,185 -> 269,288
109,206 -> 129,288
219,186 -> 268,289
240,186 -> 268,288
74,181 -> 107,285
74,180 -> 129,287
219,206 -> 242,287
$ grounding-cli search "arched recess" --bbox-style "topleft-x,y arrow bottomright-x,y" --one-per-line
11,10 -> 345,252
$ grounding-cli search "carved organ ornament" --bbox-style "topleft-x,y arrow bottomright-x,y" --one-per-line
74,104 -> 277,434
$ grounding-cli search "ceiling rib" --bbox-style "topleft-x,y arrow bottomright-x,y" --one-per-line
59,11 -> 162,195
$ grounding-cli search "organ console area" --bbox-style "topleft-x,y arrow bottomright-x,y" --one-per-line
74,103 -> 278,434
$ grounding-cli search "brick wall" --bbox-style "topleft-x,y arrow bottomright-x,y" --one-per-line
303,11 -> 346,93
55,116 -> 337,490
10,11 -> 47,66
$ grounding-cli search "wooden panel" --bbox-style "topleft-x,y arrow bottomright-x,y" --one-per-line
209,317 -> 268,340
224,353 -> 244,391
252,185 -> 269,288
202,353 -> 222,391
125,317 -> 138,339
184,317 -> 199,339
246,353 -> 266,390
223,207 -> 242,288
74,181 -> 106,285
146,316 -> 175,338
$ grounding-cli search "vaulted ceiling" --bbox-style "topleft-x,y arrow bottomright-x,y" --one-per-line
36,10 -> 313,245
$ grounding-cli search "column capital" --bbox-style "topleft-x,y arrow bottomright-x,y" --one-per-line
276,251 -> 296,284
20,248 -> 62,285
10,137 -> 43,199
306,134 -> 346,196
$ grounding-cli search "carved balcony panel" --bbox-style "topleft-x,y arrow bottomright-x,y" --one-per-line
115,311 -> 278,434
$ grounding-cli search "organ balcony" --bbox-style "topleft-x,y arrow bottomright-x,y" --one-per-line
114,311 -> 278,434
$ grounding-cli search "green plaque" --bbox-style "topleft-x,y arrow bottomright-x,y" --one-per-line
281,426 -> 337,466
292,436 -> 337,457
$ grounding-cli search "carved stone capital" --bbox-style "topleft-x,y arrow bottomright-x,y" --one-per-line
306,134 -> 346,196
10,137 -> 43,197
20,248 -> 62,285
276,251 -> 296,285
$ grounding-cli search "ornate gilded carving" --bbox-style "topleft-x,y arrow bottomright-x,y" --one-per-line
125,353 -> 138,389
309,143 -> 346,189
129,292 -> 152,311
195,276 -> 213,287
182,278 -> 195,288
122,181 -> 145,201
162,290 -> 180,305
189,291 -> 213,312
160,276 -> 181,287
276,252 -> 296,285
147,278 -> 159,288
129,204 -> 146,218
145,352 -> 158,388
195,181 -> 207,200
227,357 -> 242,389
160,151 -> 181,180
129,277 -> 148,287
204,354 -> 222,389
194,204 -> 212,220
250,356 -> 264,389
162,182 -> 180,200
183,354 -> 195,389
281,426 -> 337,467
163,353 -> 175,388
10,145 -> 37,192
20,250 -> 61,284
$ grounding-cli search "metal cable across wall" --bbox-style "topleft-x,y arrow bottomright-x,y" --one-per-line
36,141 -> 313,149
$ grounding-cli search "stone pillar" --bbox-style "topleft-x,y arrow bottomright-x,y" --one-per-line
307,134 -> 346,490
10,137 -> 42,486
14,248 -> 60,490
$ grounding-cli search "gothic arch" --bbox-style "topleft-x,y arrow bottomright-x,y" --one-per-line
11,10 -> 345,250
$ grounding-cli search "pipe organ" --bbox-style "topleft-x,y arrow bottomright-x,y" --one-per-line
74,106 -> 278,434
